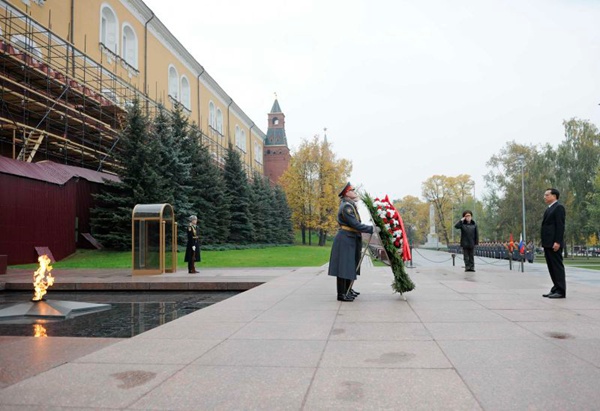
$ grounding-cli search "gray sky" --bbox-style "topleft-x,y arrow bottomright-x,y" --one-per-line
143,0 -> 600,201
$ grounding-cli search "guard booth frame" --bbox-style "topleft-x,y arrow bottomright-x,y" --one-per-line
131,204 -> 177,275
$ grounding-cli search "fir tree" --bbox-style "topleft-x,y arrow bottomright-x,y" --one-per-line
186,126 -> 231,244
273,185 -> 295,243
152,105 -> 193,244
91,98 -> 161,250
249,172 -> 270,243
223,145 -> 253,243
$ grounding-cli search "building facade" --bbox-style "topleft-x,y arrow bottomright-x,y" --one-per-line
0,0 -> 266,175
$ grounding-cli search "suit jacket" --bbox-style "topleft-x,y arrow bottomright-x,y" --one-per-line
540,202 -> 566,248
454,219 -> 479,248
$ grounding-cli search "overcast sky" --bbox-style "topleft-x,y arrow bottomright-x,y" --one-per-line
143,0 -> 600,201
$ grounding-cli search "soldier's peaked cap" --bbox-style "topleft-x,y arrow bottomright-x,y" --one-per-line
338,182 -> 353,198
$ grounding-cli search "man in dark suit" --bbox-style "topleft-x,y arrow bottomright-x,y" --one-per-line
541,188 -> 566,298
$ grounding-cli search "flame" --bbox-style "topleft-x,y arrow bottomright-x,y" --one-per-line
32,255 -> 54,301
33,324 -> 47,337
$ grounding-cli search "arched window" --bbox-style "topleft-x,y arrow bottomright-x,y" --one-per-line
100,4 -> 118,54
208,101 -> 215,128
180,76 -> 191,109
168,65 -> 178,100
216,109 -> 223,134
272,117 -> 279,125
121,23 -> 137,69
241,130 -> 246,151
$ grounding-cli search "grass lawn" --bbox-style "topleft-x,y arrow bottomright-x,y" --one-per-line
563,256 -> 600,271
11,244 -> 333,270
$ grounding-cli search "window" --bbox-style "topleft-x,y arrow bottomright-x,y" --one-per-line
11,34 -> 42,58
272,117 -> 279,125
241,130 -> 246,151
180,76 -> 191,109
208,101 -> 215,128
254,142 -> 263,164
100,5 -> 118,54
216,109 -> 223,134
235,126 -> 241,148
121,23 -> 137,69
168,65 -> 178,100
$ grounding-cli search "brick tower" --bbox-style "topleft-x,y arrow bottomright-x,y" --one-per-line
263,98 -> 291,184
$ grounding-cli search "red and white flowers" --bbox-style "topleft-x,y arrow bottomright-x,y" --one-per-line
373,195 -> 412,261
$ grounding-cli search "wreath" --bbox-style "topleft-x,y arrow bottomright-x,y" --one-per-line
362,192 -> 415,293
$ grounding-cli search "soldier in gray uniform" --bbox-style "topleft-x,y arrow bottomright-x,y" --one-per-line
328,182 -> 375,301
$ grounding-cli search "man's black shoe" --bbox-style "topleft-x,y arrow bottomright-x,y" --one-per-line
337,294 -> 355,302
542,292 -> 552,297
547,293 -> 565,299
350,289 -> 360,296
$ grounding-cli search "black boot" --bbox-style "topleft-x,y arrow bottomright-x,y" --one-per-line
337,294 -> 355,302
350,289 -> 360,296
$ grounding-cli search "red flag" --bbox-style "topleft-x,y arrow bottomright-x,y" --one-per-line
398,213 -> 412,261
508,233 -> 514,252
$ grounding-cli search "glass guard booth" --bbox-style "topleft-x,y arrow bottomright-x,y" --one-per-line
132,204 -> 177,275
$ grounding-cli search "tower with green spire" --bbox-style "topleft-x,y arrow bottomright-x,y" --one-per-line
263,96 -> 290,184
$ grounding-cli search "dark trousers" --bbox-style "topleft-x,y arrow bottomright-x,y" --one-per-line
336,277 -> 352,296
463,247 -> 475,271
544,247 -> 566,295
188,259 -> 196,273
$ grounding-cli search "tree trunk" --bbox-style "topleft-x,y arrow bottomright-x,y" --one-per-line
308,228 -> 312,245
318,229 -> 327,246
301,225 -> 306,245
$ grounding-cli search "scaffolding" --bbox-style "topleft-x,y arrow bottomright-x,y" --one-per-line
0,4 -> 240,175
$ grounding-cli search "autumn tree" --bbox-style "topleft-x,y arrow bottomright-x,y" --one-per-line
393,195 -> 428,245
556,118 -> 600,246
421,175 -> 453,245
484,142 -> 555,244
280,135 -> 351,245
421,174 -> 478,245
315,138 -> 352,245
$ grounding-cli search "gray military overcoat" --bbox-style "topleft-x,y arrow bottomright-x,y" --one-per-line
328,199 -> 374,281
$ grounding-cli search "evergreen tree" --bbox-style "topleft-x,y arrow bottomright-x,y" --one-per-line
152,105 -> 193,244
223,145 -> 253,243
186,126 -> 231,244
249,172 -> 270,243
91,98 -> 161,250
273,185 -> 295,243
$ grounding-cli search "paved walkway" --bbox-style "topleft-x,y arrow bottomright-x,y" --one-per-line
0,250 -> 599,410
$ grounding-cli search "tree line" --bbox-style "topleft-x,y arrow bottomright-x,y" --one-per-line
394,118 -> 600,252
90,99 -> 294,250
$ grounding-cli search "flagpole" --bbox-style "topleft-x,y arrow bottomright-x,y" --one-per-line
520,160 -> 526,254
520,159 -> 526,272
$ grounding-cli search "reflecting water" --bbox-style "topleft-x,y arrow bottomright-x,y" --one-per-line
0,291 -> 238,338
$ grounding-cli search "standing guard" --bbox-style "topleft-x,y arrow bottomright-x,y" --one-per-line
184,215 -> 201,274
328,182 -> 375,301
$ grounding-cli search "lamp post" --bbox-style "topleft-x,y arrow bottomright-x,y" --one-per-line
519,157 -> 526,271
451,204 -> 455,243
